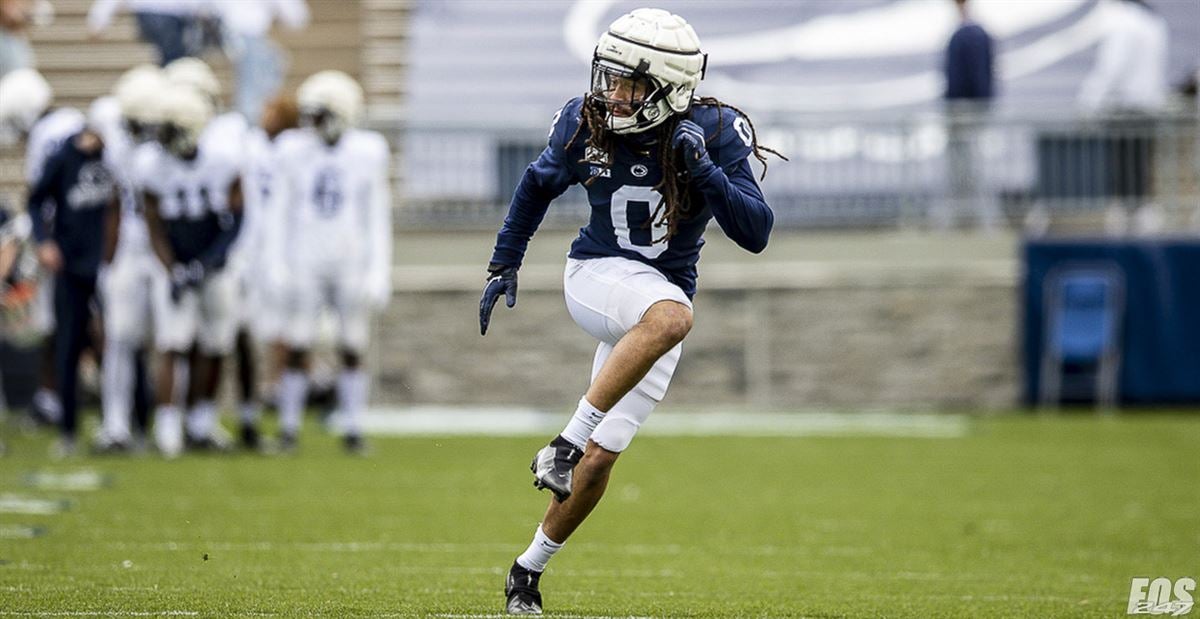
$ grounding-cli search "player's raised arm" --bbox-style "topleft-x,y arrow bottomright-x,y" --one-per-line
673,115 -> 774,254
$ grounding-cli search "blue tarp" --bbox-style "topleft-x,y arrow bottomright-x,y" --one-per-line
1023,238 -> 1200,405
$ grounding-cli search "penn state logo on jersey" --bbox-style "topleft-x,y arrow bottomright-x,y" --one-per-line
312,166 -> 344,217
66,161 -> 115,211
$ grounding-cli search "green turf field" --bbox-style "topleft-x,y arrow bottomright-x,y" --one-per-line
1,414 -> 1196,617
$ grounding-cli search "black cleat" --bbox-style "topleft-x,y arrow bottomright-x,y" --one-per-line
504,561 -> 543,615
343,433 -> 367,455
530,435 -> 583,503
239,422 -> 260,451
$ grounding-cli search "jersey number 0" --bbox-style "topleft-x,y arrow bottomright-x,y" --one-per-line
611,185 -> 669,259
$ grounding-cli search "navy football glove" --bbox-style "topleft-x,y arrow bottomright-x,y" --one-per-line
479,264 -> 518,336
672,120 -> 713,175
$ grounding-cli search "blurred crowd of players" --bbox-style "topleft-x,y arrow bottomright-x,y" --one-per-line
0,57 -> 392,458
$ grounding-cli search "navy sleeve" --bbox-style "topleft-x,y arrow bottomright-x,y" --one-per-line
193,210 -> 243,271
693,156 -> 773,254
489,98 -> 582,268
690,107 -> 773,253
27,148 -> 66,243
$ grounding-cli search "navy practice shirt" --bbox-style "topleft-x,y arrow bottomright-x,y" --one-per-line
28,133 -> 114,277
945,22 -> 995,101
490,97 -> 773,298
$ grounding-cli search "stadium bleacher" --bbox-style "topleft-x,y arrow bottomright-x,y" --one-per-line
0,0 -> 410,207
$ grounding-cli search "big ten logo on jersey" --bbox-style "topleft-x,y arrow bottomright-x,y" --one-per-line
312,167 -> 344,217
1128,577 -> 1195,616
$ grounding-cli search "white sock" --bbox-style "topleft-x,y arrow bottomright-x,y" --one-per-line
154,404 -> 183,456
560,396 -> 605,450
186,400 -> 217,439
239,400 -> 261,425
278,370 -> 308,435
336,369 -> 367,436
515,525 -> 563,573
101,339 -> 133,441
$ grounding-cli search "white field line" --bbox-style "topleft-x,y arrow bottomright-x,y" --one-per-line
360,409 -> 969,439
0,495 -> 70,515
94,540 -> 874,558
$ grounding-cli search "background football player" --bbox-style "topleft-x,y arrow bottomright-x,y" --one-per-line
138,85 -> 243,457
269,70 -> 392,454
0,68 -> 87,430
229,94 -> 300,450
88,64 -> 168,452
162,57 -> 250,450
478,8 -> 782,615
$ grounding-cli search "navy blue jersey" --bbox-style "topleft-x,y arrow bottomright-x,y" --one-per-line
27,133 -> 114,277
490,96 -> 773,298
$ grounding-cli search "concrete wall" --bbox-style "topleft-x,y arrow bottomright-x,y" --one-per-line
370,262 -> 1020,411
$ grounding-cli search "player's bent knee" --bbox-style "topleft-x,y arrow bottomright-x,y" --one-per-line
644,301 -> 692,346
590,416 -> 641,453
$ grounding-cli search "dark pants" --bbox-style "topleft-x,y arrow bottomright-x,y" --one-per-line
54,271 -> 98,439
135,12 -> 190,66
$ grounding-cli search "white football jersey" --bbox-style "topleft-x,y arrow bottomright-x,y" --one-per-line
272,128 -> 391,275
25,107 -> 86,185
234,127 -> 277,270
135,143 -> 240,221
91,96 -> 150,256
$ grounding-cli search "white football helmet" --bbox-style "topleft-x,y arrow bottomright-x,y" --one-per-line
158,86 -> 213,157
591,8 -> 706,134
0,69 -> 53,145
164,57 -> 221,104
297,70 -> 364,143
114,65 -> 168,141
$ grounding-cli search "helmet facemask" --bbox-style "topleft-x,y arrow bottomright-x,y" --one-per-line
300,105 -> 346,145
158,121 -> 198,158
589,58 -> 674,135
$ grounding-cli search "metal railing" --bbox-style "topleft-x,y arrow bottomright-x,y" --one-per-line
389,105 -> 1200,233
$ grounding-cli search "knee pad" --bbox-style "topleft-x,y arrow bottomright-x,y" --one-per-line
637,343 -> 681,401
591,415 -> 641,453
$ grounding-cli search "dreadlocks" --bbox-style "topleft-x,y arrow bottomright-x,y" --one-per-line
566,94 -> 786,242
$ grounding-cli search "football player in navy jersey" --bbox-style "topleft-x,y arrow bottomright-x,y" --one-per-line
480,8 -> 783,615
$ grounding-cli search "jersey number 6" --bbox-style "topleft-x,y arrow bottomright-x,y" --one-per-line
611,185 -> 669,259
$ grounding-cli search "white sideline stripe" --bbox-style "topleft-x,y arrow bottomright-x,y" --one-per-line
361,409 -> 969,439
